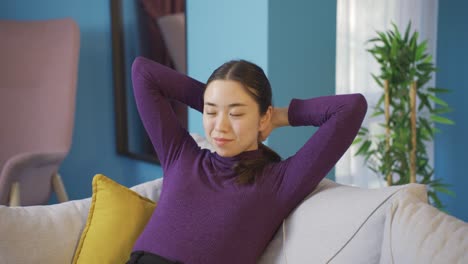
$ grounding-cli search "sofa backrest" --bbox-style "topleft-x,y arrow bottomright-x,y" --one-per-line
258,179 -> 418,264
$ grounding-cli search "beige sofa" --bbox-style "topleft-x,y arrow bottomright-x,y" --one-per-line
0,176 -> 466,264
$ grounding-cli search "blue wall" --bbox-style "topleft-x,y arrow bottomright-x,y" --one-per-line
267,0 -> 337,179
0,0 -> 163,201
436,0 -> 468,221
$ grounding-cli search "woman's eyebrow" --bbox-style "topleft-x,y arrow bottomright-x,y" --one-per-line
228,103 -> 248,108
204,102 -> 248,108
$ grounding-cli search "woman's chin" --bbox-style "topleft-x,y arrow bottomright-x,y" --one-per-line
214,148 -> 240,158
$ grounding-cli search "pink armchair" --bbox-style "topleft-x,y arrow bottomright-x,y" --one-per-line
0,18 -> 80,206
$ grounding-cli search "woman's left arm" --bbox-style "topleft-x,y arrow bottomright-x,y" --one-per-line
273,94 -> 367,206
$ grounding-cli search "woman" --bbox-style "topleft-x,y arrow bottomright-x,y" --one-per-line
127,57 -> 367,264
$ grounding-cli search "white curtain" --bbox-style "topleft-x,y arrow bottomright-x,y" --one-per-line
335,0 -> 439,188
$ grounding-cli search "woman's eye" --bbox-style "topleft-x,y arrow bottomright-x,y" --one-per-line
206,112 -> 216,116
230,113 -> 244,117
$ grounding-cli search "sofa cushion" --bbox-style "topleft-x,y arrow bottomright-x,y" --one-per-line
257,179 -> 421,264
379,187 -> 468,264
72,174 -> 156,264
327,195 -> 390,263
0,197 -> 90,264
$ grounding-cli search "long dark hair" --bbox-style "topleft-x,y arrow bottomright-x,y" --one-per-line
206,59 -> 282,184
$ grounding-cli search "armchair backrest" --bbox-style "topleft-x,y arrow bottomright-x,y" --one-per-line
0,18 -> 80,205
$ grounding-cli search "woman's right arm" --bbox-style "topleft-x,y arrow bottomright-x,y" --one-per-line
131,56 -> 205,170
272,94 -> 367,207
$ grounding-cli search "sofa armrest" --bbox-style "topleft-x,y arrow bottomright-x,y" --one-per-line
379,188 -> 468,263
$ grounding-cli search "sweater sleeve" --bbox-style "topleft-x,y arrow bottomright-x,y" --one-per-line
275,93 -> 367,207
131,56 -> 205,170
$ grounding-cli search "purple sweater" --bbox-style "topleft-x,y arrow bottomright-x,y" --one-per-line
131,57 -> 367,264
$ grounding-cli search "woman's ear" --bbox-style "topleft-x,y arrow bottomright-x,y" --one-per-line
259,106 -> 273,131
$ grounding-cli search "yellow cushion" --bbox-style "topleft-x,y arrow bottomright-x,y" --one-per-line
72,174 -> 156,264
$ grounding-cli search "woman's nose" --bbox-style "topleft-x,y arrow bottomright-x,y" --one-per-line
215,115 -> 229,132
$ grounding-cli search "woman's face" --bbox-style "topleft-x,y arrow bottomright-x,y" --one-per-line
203,80 -> 267,157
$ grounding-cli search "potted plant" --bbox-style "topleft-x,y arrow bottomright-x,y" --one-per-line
353,22 -> 455,209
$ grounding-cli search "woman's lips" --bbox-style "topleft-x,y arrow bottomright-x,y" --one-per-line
213,137 -> 233,146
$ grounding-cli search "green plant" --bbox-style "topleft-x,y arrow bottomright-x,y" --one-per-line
353,22 -> 455,209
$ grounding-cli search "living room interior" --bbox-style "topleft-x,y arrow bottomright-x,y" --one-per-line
0,0 -> 467,263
